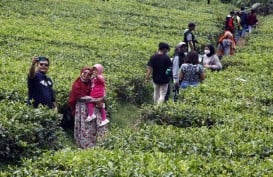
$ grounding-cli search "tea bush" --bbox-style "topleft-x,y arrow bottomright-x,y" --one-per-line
140,102 -> 219,127
1,0 -> 273,176
0,100 -> 65,162
7,124 -> 273,176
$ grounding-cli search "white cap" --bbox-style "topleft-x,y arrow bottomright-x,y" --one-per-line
177,42 -> 186,48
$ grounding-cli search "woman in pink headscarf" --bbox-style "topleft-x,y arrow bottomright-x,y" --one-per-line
68,67 -> 107,149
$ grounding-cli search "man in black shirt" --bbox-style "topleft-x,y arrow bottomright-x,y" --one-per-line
145,42 -> 172,104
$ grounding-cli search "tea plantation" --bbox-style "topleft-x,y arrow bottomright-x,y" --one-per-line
1,0 -> 273,176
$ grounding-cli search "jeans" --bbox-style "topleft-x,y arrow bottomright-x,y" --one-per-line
241,24 -> 248,37
222,39 -> 231,55
180,81 -> 199,89
234,29 -> 241,42
153,83 -> 168,104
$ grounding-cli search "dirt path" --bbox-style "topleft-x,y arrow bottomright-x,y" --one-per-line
236,37 -> 246,48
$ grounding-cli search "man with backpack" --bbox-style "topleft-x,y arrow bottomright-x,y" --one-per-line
225,11 -> 235,34
184,22 -> 197,52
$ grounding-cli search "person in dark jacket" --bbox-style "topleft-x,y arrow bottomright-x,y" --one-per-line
27,56 -> 57,110
247,9 -> 258,33
240,6 -> 248,37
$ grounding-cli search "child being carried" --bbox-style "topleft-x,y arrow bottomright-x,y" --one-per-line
85,64 -> 109,127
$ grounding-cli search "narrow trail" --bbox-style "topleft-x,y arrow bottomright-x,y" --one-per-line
236,37 -> 246,48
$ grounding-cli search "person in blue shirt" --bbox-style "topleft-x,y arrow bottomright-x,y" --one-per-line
27,56 -> 57,110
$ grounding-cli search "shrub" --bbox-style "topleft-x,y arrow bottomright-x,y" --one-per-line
0,100 -> 65,162
140,102 -> 218,128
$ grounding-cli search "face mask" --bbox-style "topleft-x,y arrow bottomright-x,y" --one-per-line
204,50 -> 210,55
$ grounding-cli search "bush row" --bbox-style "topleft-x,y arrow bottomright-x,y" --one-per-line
4,124 -> 273,176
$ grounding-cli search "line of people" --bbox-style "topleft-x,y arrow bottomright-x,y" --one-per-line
218,6 -> 258,57
145,40 -> 218,104
145,6 -> 258,104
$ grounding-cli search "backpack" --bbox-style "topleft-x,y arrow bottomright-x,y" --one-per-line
225,16 -> 234,31
183,29 -> 196,50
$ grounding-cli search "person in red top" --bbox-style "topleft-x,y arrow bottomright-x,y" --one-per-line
247,9 -> 258,34
68,66 -> 108,148
68,67 -> 92,116
86,64 -> 109,127
217,30 -> 236,57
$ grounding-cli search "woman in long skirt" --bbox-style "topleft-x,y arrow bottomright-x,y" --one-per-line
68,67 -> 107,148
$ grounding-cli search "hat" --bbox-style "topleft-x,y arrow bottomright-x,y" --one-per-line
158,42 -> 170,50
93,64 -> 104,74
177,42 -> 186,48
37,56 -> 50,66
38,56 -> 49,62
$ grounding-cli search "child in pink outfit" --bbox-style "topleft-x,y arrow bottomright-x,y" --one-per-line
86,64 -> 109,127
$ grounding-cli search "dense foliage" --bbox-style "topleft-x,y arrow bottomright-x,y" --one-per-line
1,0 -> 273,176
0,0 -> 229,163
0,101 -> 63,162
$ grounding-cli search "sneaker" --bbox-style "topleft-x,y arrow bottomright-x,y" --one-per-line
85,114 -> 96,122
99,119 -> 109,127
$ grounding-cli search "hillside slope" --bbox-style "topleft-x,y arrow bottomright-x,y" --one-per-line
2,0 -> 273,176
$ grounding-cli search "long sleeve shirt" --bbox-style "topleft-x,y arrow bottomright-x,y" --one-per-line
172,55 -> 180,84
203,54 -> 222,70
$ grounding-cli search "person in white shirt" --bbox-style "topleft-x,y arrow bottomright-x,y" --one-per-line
203,44 -> 222,71
172,42 -> 187,85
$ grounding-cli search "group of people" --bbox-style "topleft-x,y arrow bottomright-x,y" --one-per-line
25,6 -> 258,148
218,6 -> 258,57
145,40 -> 213,104
145,23 -> 223,104
145,6 -> 257,104
27,57 -> 109,148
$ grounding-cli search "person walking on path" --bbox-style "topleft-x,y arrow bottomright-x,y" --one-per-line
217,30 -> 236,57
239,6 -> 248,37
234,11 -> 242,42
225,11 -> 235,34
247,9 -> 258,34
184,22 -> 197,52
145,42 -> 172,104
27,56 -> 57,110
